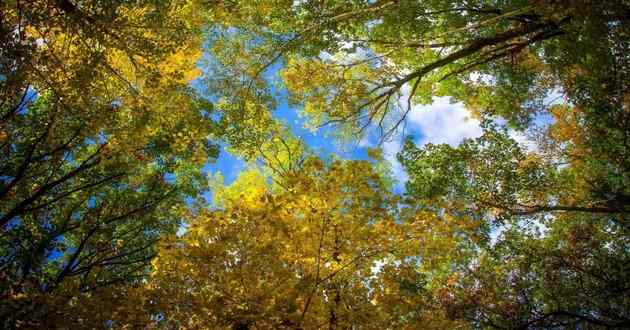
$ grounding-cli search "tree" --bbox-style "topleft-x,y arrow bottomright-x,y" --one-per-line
202,0 -> 629,139
146,159 -> 405,329
1,1 -> 628,328
69,158 -> 468,329
0,1 -> 220,326
439,213 -> 630,329
398,114 -> 630,327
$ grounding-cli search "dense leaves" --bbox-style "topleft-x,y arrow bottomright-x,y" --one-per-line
203,0 -> 629,138
1,0 -> 629,329
0,0 -> 220,326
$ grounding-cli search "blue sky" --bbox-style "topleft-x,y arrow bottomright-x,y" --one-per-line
185,54 -> 556,234
190,36 -> 502,198
191,43 -> 560,197
197,78 -> 485,196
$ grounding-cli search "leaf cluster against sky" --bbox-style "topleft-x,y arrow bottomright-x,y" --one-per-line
1,1 -> 629,329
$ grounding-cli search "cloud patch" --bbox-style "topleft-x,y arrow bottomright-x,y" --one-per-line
406,97 -> 482,146
383,97 -> 483,189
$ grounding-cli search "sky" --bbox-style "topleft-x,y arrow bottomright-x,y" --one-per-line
198,78 -> 485,195
188,47 -> 567,208
184,53 -> 550,235
192,38 -> 555,197
190,31 -> 521,199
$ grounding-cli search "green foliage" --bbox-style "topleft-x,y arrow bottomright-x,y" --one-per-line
0,0 -> 220,326
1,0 -> 629,329
200,0 -> 630,139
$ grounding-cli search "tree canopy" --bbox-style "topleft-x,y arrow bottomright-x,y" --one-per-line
1,0 -> 628,329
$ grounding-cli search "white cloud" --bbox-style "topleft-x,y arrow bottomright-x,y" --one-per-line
406,97 -> 482,146
382,97 -> 482,190
508,129 -> 538,153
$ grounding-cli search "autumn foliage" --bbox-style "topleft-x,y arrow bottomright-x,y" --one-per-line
1,0 -> 629,329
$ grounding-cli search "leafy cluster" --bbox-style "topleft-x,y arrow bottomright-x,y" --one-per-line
1,0 -> 629,329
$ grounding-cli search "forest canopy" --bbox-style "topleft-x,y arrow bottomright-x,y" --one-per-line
1,0 -> 629,329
